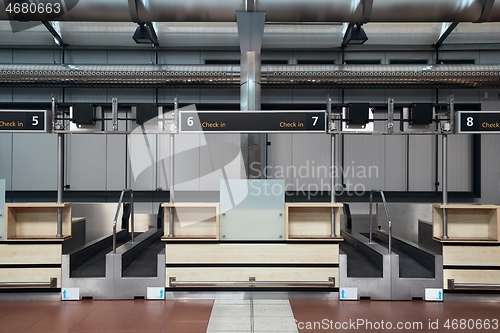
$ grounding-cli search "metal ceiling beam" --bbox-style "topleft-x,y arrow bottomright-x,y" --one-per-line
42,21 -> 67,46
361,0 -> 373,23
433,22 -> 459,48
476,0 -> 496,22
2,0 -> 498,22
128,0 -> 140,23
341,22 -> 355,48
146,22 -> 159,46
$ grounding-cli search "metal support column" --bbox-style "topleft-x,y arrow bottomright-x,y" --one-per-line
442,133 -> 449,239
57,132 -> 64,238
237,11 -> 266,179
168,98 -> 177,238
328,97 -> 336,237
53,94 -> 64,238
441,95 -> 453,239
112,98 -> 118,131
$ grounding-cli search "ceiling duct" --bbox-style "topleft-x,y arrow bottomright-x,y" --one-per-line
1,64 -> 500,89
263,64 -> 500,89
1,0 -> 499,22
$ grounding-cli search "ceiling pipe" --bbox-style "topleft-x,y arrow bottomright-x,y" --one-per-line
1,64 -> 500,89
0,0 -> 499,22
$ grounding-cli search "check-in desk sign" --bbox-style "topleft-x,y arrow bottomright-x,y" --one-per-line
0,110 -> 50,132
179,111 -> 326,133
457,111 -> 500,134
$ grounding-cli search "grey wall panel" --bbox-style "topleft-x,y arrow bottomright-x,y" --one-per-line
385,89 -> 434,103
439,50 -> 479,63
292,89 -> 335,103
174,133 -> 201,191
386,51 -> 433,64
480,99 -> 500,204
480,134 -> 500,204
12,88 -> 61,102
479,51 -> 500,64
201,51 -> 240,63
12,49 -> 60,63
12,133 -> 57,190
344,89 -> 387,103
384,136 -> 407,191
0,88 -> 12,102
267,133 -> 293,188
64,50 -> 107,64
157,89 -> 201,104
157,133 -> 172,191
438,89 -> 480,103
408,136 -> 435,191
0,133 -> 12,190
437,135 -> 472,192
67,134 -> 106,190
261,89 -> 292,104
480,89 -> 500,102
128,133 -> 156,190
110,89 -> 155,103
200,89 -> 239,103
0,49 -> 12,63
107,50 -> 153,64
292,51 -> 340,64
198,133 -> 238,191
344,51 -> 385,64
106,134 -> 126,190
261,51 -> 291,63
343,135 -> 385,194
292,133 -> 332,193
64,88 -> 107,102
160,51 -> 201,64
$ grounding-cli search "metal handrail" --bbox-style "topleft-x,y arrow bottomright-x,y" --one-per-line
448,279 -> 500,290
0,278 -> 57,289
112,189 -> 135,254
369,190 -> 393,254
169,277 -> 335,288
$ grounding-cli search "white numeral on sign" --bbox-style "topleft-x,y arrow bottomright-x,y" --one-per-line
466,116 -> 474,127
187,116 -> 194,126
312,116 -> 318,126
32,115 -> 39,126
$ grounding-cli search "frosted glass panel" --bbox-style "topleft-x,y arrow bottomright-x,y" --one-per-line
220,180 -> 285,241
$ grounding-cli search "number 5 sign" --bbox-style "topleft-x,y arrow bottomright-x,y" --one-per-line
0,110 -> 49,132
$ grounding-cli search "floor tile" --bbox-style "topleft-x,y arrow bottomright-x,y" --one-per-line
116,315 -> 167,331
161,320 -> 209,333
213,299 -> 250,305
167,300 -> 213,322
210,304 -> 250,317
207,331 -> 251,333
254,299 -> 291,305
206,316 -> 251,331
254,304 -> 295,317
254,316 -> 299,332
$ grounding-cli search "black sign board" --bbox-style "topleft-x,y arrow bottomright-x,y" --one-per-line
457,111 -> 500,134
0,110 -> 48,132
179,111 -> 326,133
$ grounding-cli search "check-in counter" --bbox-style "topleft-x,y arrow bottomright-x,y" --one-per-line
432,204 -> 500,290
161,200 -> 342,289
0,203 -> 78,289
